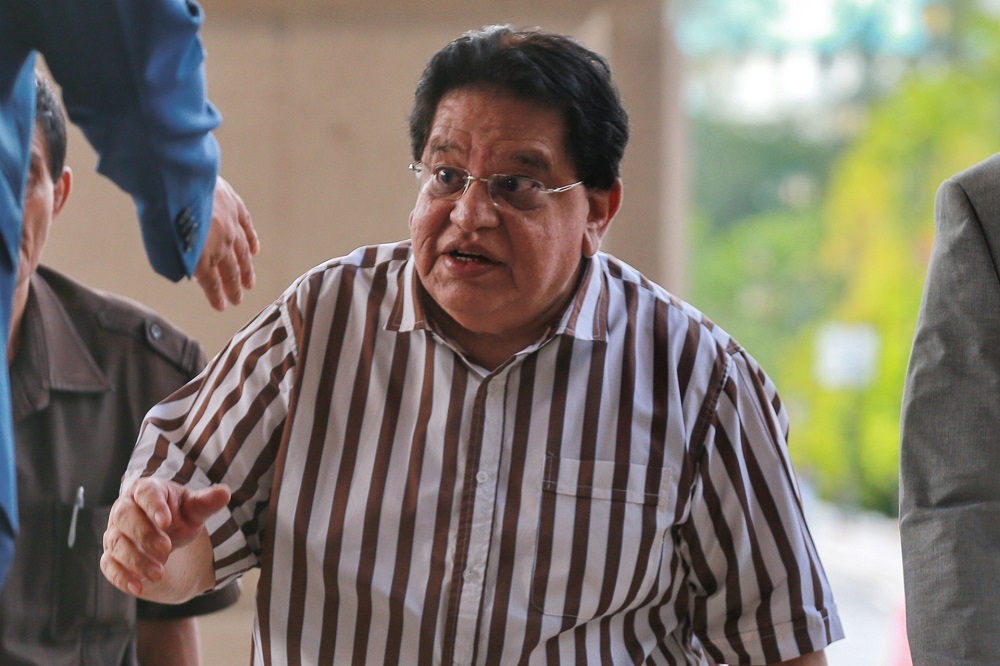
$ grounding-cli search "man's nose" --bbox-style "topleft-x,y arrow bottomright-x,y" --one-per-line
450,177 -> 500,231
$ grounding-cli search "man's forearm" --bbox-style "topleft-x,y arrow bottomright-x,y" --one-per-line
773,651 -> 827,666
721,651 -> 828,666
137,617 -> 201,666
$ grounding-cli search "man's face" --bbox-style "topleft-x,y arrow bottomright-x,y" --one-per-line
408,86 -> 619,351
18,125 -> 68,288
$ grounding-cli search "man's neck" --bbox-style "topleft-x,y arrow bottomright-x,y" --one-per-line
418,290 -> 558,372
7,280 -> 30,365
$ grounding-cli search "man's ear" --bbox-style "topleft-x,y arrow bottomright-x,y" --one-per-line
51,167 -> 72,219
582,177 -> 623,258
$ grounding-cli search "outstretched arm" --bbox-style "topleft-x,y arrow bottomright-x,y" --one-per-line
28,0 -> 259,309
101,477 -> 228,604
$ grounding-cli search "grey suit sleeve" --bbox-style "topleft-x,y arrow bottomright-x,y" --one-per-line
900,166 -> 1000,666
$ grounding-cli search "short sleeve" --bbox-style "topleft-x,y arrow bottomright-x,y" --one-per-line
678,349 -> 843,664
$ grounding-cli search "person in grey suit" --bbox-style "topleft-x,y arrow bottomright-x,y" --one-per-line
900,152 -> 1000,665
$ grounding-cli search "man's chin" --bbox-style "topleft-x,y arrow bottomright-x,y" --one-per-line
430,296 -> 507,332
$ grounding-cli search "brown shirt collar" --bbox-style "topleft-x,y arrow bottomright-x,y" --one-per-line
10,271 -> 110,423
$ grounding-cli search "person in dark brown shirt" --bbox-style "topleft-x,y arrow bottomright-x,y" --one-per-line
0,71 -> 239,666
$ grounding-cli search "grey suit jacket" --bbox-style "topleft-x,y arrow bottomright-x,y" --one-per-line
901,152 -> 1000,665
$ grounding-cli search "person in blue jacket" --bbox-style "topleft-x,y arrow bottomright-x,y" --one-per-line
0,0 -> 261,590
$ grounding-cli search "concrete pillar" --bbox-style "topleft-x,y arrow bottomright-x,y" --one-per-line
599,0 -> 688,295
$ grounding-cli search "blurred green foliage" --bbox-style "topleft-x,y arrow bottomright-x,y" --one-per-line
690,7 -> 1000,515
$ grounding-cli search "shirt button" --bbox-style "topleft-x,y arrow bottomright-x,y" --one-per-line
463,569 -> 476,581
475,471 -> 489,484
148,322 -> 163,340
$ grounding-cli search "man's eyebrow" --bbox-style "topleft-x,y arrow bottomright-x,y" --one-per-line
426,140 -> 554,172
427,140 -> 464,158
507,151 -> 552,173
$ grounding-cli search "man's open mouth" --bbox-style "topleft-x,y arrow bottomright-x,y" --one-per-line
450,250 -> 495,264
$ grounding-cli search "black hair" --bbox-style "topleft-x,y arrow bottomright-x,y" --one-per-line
34,71 -> 67,182
409,25 -> 629,190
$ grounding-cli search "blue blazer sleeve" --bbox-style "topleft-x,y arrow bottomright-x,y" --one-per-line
27,0 -> 221,280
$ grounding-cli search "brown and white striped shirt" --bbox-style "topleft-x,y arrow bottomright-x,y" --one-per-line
124,241 -> 843,665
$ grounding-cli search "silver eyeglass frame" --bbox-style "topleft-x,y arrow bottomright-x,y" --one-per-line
408,161 -> 584,211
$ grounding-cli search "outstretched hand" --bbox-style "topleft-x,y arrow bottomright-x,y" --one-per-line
194,176 -> 260,311
101,478 -> 230,601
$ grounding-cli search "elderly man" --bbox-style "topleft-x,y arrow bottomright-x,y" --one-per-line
0,73 -> 239,665
102,26 -> 842,664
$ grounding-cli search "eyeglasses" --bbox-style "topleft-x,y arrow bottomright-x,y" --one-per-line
409,162 -> 584,211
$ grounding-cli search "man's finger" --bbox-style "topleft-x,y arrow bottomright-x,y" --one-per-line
180,484 -> 231,526
102,526 -> 166,580
216,254 -> 243,306
235,196 -> 260,261
236,226 -> 257,290
129,479 -> 175,531
194,259 -> 226,311
106,500 -> 172,563
101,550 -> 146,597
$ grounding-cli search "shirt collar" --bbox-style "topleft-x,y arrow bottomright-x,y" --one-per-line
387,251 -> 609,344
550,256 -> 608,342
386,249 -> 430,334
10,272 -> 111,422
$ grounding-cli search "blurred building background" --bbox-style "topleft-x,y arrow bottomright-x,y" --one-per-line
38,0 -> 1000,662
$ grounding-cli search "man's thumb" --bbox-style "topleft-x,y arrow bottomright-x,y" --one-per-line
180,484 -> 231,526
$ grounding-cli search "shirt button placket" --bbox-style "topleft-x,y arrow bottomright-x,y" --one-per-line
454,374 -> 507,665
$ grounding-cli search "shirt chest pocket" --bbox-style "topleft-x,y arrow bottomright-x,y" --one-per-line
530,454 -> 676,619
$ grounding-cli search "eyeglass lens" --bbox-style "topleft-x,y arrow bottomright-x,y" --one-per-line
415,164 -> 558,211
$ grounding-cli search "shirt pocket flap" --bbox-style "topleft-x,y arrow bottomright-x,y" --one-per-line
542,453 -> 672,507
